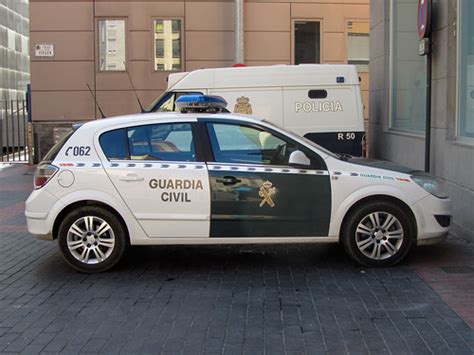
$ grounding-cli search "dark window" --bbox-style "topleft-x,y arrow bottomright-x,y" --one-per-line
99,128 -> 129,160
308,90 -> 328,99
172,39 -> 180,57
155,39 -> 164,57
127,123 -> 196,161
294,21 -> 320,64
172,20 -> 181,34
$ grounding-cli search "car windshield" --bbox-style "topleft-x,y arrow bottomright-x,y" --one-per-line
262,119 -> 340,159
144,91 -> 171,112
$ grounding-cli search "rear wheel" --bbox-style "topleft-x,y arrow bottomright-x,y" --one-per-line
342,201 -> 415,266
58,206 -> 127,273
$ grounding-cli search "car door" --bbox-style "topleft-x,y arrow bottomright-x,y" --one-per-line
202,119 -> 332,238
99,121 -> 210,238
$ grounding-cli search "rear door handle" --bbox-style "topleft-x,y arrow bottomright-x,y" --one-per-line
120,173 -> 144,182
216,176 -> 241,186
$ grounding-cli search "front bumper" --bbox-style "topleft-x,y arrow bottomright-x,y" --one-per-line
412,194 -> 452,246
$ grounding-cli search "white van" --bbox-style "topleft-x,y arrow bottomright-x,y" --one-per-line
145,65 -> 365,156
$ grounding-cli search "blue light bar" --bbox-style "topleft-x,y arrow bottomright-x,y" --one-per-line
175,94 -> 228,112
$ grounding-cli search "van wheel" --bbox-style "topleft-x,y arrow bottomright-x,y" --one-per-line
341,201 -> 415,266
58,206 -> 127,273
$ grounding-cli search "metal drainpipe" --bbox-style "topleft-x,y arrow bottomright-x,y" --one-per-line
235,0 -> 244,64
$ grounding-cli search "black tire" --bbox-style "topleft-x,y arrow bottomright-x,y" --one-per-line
341,200 -> 415,266
58,206 -> 127,273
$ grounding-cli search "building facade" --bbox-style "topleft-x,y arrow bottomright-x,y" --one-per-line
369,0 -> 474,239
0,0 -> 29,100
29,0 -> 369,155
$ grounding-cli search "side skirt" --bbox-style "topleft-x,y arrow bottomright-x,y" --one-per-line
131,236 -> 339,245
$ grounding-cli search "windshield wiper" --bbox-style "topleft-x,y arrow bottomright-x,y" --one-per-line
338,153 -> 352,161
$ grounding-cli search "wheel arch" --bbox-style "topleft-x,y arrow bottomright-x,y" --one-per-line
338,194 -> 418,241
52,200 -> 130,243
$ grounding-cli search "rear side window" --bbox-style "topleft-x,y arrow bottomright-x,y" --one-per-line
99,129 -> 129,160
42,129 -> 74,163
127,123 -> 196,161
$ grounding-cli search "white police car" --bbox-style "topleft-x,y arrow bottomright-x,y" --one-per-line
25,95 -> 452,272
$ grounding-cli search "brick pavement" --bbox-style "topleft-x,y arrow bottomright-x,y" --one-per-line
0,163 -> 473,354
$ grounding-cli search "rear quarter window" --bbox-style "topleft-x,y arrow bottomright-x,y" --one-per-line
99,128 -> 129,160
42,129 -> 74,163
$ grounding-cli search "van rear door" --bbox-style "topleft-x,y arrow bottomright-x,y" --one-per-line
283,86 -> 365,156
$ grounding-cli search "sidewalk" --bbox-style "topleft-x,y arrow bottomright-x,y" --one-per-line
0,164 -> 473,354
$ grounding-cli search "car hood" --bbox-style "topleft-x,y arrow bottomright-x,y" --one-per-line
345,157 -> 421,175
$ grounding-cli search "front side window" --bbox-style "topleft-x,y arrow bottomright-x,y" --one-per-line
127,123 -> 195,161
457,0 -> 474,139
154,19 -> 182,71
208,123 -> 301,166
390,0 -> 426,132
347,21 -> 369,72
98,19 -> 126,72
294,20 -> 320,64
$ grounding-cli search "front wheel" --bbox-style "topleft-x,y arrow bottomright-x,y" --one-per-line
58,206 -> 127,273
341,201 -> 415,266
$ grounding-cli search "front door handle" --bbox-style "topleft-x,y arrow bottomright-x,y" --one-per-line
216,176 -> 241,186
120,173 -> 144,182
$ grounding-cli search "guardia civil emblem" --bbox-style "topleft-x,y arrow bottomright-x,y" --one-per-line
259,180 -> 276,208
234,96 -> 253,115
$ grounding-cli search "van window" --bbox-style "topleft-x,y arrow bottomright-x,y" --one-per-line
145,91 -> 203,112
127,123 -> 196,161
100,128 -> 129,160
308,90 -> 328,99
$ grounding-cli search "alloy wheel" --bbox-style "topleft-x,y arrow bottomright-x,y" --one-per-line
66,216 -> 115,264
355,211 -> 404,260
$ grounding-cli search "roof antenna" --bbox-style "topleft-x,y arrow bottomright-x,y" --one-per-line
86,84 -> 106,118
124,61 -> 145,113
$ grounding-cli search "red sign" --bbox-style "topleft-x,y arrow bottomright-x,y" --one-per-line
418,0 -> 431,39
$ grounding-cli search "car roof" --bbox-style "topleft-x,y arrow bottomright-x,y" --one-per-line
77,112 -> 264,131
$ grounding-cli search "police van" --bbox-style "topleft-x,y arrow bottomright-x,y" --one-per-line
25,95 -> 451,273
145,65 -> 366,156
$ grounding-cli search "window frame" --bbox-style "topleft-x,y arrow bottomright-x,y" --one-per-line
388,0 -> 426,135
346,20 -> 370,73
152,17 -> 185,73
456,0 -> 474,142
96,18 -> 128,73
291,19 -> 323,65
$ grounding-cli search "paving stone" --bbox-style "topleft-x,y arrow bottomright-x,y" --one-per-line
0,165 -> 472,354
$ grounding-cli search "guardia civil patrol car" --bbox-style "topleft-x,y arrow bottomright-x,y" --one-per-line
25,95 -> 452,273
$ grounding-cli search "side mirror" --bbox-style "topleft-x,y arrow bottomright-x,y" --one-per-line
288,150 -> 310,167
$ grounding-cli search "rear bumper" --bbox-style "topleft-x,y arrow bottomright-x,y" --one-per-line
25,187 -> 59,241
25,213 -> 54,240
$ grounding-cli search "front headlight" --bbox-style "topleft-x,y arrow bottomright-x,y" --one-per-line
411,173 -> 448,199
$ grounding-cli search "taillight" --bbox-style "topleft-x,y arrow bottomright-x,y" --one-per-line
34,164 -> 59,189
